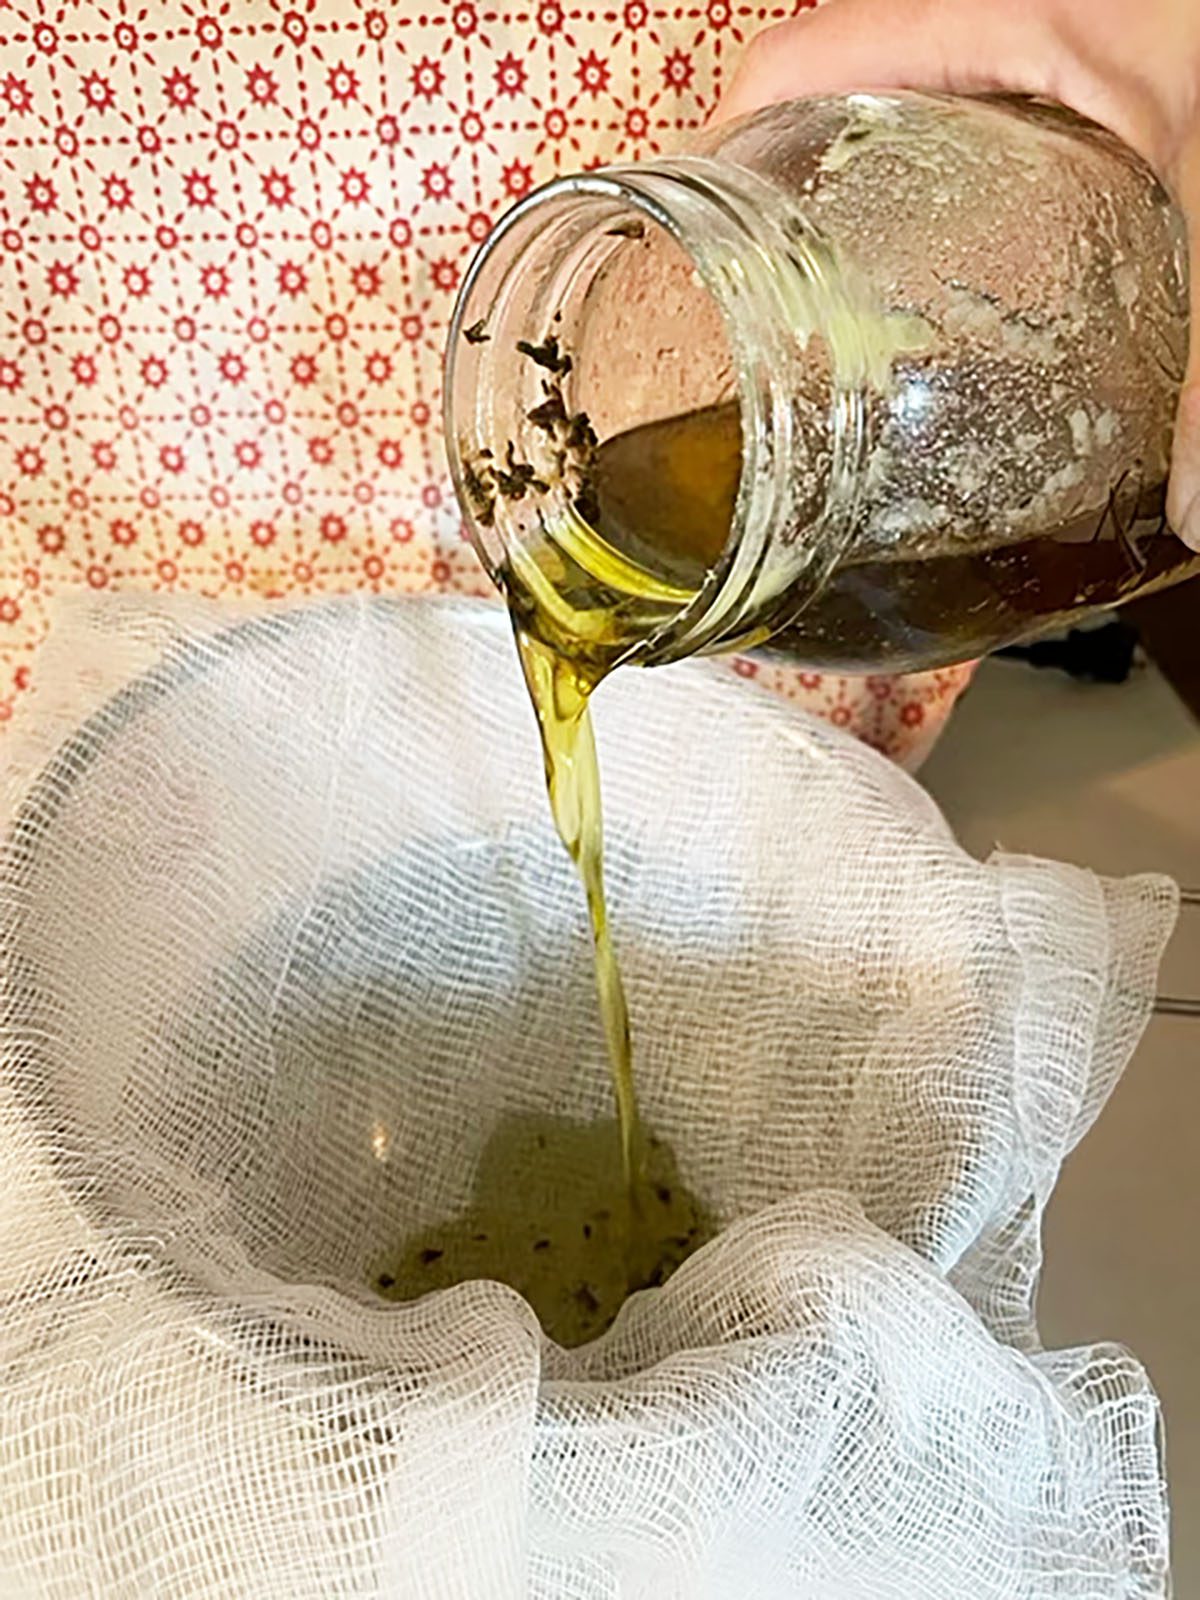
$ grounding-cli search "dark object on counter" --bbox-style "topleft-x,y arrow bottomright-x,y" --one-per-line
996,621 -> 1139,684
1125,573 -> 1200,722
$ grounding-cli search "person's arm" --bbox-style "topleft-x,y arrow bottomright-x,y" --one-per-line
716,0 -> 1200,548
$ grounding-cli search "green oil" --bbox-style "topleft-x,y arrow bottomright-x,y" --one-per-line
496,474 -> 713,1300
501,499 -> 694,1197
374,1113 -> 713,1347
513,630 -> 642,1189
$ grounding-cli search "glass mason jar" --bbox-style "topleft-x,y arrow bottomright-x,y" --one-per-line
445,92 -> 1195,675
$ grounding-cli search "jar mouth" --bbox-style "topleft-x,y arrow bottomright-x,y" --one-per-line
444,161 -> 863,667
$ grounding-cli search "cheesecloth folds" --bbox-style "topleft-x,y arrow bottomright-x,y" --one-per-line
0,593 -> 1174,1598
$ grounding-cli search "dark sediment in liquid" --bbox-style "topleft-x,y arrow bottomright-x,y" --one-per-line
375,1113 -> 714,1347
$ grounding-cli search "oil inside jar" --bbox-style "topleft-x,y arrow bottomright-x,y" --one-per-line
587,400 -> 1196,672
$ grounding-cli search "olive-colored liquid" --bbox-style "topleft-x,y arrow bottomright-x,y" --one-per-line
374,1113 -> 713,1347
514,630 -> 642,1190
496,452 -> 699,1225
371,584 -> 712,1338
590,401 -> 1199,672
770,507 -> 1194,671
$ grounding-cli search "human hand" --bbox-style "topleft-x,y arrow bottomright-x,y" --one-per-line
716,0 -> 1200,549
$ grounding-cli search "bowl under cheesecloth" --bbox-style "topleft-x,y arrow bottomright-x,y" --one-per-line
0,595 -> 1173,1598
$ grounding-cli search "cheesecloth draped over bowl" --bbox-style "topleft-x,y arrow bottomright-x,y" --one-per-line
0,594 -> 1174,1597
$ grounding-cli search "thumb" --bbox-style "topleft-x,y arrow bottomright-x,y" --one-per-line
714,0 -> 1053,126
1166,131 -> 1200,551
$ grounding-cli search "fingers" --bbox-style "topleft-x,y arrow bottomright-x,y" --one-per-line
1167,130 -> 1200,550
715,0 -> 1055,125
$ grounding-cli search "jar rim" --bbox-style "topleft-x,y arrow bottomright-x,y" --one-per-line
444,158 -> 863,666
